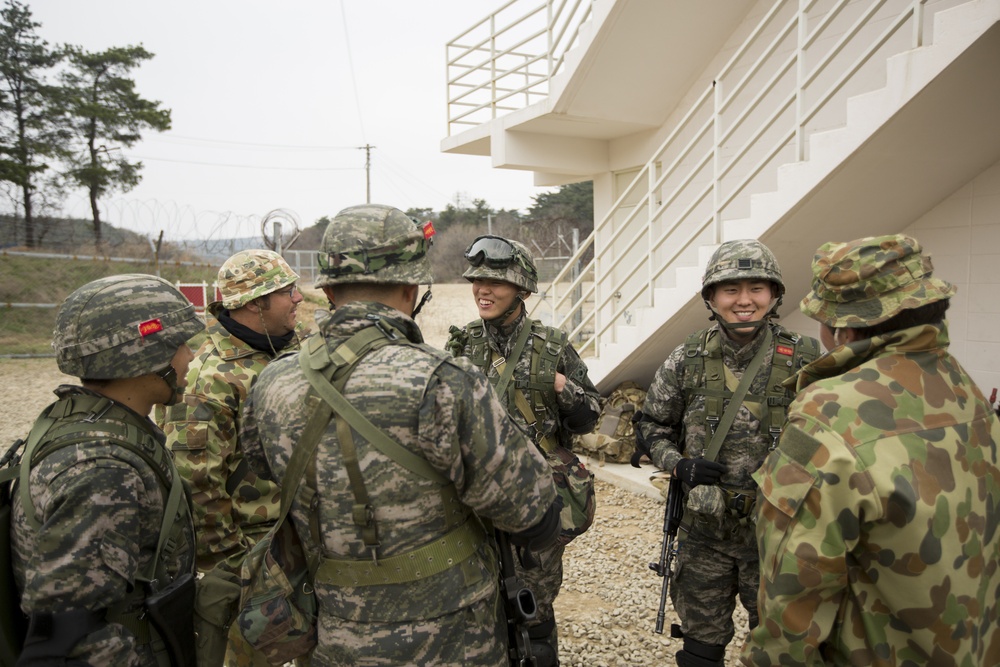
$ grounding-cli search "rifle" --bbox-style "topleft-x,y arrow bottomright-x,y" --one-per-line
495,529 -> 537,666
648,472 -> 684,635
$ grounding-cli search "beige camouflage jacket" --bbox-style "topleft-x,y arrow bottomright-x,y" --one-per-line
742,324 -> 1000,666
159,308 -> 302,574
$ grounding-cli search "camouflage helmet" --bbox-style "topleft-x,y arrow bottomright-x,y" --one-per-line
462,236 -> 538,293
701,239 -> 785,301
217,249 -> 299,310
53,274 -> 203,380
316,204 -> 433,287
800,234 -> 956,328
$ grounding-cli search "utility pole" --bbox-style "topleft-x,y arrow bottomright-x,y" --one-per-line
358,144 -> 375,203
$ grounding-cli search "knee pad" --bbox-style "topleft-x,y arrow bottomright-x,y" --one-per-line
675,637 -> 726,667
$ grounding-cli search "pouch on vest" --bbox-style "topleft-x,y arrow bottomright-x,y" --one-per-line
237,519 -> 317,666
145,572 -> 197,667
547,446 -> 595,546
572,381 -> 647,464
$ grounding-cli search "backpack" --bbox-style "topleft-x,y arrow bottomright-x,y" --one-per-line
572,381 -> 647,464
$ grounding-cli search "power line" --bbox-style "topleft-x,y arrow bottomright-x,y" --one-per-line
149,134 -> 358,151
131,155 -> 364,171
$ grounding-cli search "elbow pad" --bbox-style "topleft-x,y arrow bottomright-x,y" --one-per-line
507,495 -> 563,551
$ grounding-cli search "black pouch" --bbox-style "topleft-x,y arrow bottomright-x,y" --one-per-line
145,572 -> 197,667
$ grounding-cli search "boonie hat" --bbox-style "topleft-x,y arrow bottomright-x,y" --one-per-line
800,234 -> 956,328
218,249 -> 299,310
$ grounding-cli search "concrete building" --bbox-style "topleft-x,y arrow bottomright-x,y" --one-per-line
442,0 -> 1000,397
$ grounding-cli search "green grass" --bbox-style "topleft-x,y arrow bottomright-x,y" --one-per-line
1,253 -> 219,355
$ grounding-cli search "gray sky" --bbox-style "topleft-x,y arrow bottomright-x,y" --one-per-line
25,1 -> 545,239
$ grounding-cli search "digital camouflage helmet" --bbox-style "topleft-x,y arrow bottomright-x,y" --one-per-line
800,234 -> 956,328
53,274 -> 203,380
217,249 -> 299,310
462,235 -> 538,293
316,204 -> 434,287
701,239 -> 784,330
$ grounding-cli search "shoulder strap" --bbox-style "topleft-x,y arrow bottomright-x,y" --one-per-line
760,327 -> 821,448
13,395 -> 184,585
526,323 -> 567,415
703,327 -> 772,462
491,320 -> 533,400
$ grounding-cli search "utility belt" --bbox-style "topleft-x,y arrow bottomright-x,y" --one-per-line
720,486 -> 756,518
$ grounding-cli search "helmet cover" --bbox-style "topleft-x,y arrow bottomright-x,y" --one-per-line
316,204 -> 434,287
53,274 -> 204,379
217,249 -> 299,310
462,236 -> 538,293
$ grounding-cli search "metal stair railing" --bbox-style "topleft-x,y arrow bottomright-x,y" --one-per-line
529,0 -> 945,361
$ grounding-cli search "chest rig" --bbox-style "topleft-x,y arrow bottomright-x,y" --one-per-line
681,325 -> 820,450
465,319 -> 567,449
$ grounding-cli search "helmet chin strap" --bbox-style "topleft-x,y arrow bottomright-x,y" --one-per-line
708,297 -> 779,338
155,365 -> 184,406
484,293 -> 526,324
412,288 -> 433,318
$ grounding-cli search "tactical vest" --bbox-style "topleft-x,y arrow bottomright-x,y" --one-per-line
464,319 -> 567,447
299,320 -> 488,607
4,391 -> 192,666
681,325 -> 820,450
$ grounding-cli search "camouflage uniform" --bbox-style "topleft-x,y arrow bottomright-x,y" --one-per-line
11,274 -> 202,665
639,240 -> 819,665
447,237 -> 600,662
159,249 -> 303,667
240,205 -> 559,666
742,235 -> 1000,666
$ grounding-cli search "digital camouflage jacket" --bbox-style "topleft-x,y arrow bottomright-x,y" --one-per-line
241,302 -> 556,666
640,322 -> 816,543
12,385 -> 196,666
159,306 -> 303,574
742,324 -> 1000,666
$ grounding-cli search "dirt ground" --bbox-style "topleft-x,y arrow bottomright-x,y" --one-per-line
0,283 -> 748,665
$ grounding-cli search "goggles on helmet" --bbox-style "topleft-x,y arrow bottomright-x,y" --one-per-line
464,236 -> 522,270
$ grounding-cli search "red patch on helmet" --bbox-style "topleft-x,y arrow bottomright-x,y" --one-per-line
138,318 -> 164,338
776,345 -> 794,356
423,221 -> 436,239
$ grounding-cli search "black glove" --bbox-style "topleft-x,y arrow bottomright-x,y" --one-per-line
629,410 -> 651,468
674,458 -> 728,487
508,495 -> 563,552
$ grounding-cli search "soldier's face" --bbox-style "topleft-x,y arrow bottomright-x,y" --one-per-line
710,279 -> 774,340
257,283 -> 303,335
472,278 -> 521,323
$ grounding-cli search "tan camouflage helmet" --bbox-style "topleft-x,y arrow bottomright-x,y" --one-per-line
316,204 -> 433,286
217,249 -> 299,310
701,239 -> 785,301
53,274 -> 204,379
462,236 -> 538,293
800,234 -> 956,328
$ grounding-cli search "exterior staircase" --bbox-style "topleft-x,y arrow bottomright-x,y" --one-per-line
445,0 -> 1000,392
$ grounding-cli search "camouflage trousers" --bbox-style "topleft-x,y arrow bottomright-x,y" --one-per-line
670,528 -> 759,647
512,541 -> 565,631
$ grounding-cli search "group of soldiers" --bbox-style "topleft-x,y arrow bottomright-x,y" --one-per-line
6,201 -> 1000,667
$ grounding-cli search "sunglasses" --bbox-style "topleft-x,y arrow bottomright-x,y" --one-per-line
464,236 -> 520,269
274,284 -> 299,298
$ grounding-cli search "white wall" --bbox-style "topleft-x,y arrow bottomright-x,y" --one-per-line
906,158 -> 1000,397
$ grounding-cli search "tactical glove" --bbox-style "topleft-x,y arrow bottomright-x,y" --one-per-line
674,458 -> 728,487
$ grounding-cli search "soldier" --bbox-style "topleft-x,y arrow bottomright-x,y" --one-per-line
635,239 -> 820,667
10,274 -> 203,665
240,204 -> 562,666
447,234 -> 601,666
159,249 -> 305,666
741,234 -> 1000,666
